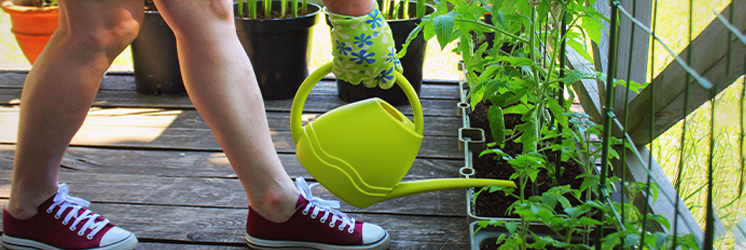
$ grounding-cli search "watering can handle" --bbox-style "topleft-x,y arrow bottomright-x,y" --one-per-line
291,62 -> 424,145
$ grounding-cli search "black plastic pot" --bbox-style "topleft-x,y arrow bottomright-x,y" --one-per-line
131,11 -> 185,96
234,1 -> 320,100
330,1 -> 434,106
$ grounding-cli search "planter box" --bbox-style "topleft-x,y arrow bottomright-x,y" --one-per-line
457,80 -> 519,223
469,221 -> 614,250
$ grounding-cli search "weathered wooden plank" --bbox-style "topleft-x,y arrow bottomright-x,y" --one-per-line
0,88 -> 459,118
625,0 -> 746,146
596,0 -> 653,117
0,122 -> 461,159
0,106 -> 460,137
568,47 -> 604,124
135,243 -> 247,250
0,145 -> 464,180
0,169 -> 465,216
0,200 -> 470,249
0,73 -> 460,100
589,0 -> 652,118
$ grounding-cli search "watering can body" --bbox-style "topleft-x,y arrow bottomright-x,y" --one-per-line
291,62 -> 515,208
294,98 -> 423,204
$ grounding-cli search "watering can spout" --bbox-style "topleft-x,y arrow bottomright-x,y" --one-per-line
382,178 -> 517,204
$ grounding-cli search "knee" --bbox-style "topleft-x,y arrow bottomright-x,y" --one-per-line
58,10 -> 142,58
154,0 -> 235,35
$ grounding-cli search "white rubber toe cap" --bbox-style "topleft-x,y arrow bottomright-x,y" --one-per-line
361,223 -> 387,244
100,227 -> 137,248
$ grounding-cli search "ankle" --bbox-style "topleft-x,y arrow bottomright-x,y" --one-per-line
6,184 -> 58,220
251,189 -> 300,223
5,201 -> 41,220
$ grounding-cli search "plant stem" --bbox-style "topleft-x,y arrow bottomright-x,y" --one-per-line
292,0 -> 298,17
392,0 -> 400,20
264,0 -> 271,18
302,0 -> 307,15
416,0 -> 425,18
238,0 -> 245,17
248,0 -> 256,18
382,0 -> 390,19
280,0 -> 286,18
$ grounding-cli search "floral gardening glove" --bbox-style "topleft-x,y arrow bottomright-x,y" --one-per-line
326,4 -> 403,89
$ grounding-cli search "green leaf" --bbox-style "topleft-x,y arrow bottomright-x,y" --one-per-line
488,106 -> 506,145
623,233 -> 640,247
578,173 -> 600,192
504,221 -> 518,234
494,56 -> 535,66
579,217 -> 603,226
503,104 -> 529,115
566,39 -> 593,62
564,70 -> 583,84
398,25 -> 424,58
492,10 -> 506,28
541,193 -> 557,209
547,98 -> 568,129
580,16 -> 604,45
479,65 -> 502,83
432,12 -> 457,50
526,167 -> 540,182
480,148 -> 508,157
516,120 -> 537,154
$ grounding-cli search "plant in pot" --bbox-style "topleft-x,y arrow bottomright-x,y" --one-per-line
331,0 -> 434,106
422,0 -> 702,248
234,0 -> 321,100
129,0 -> 185,95
1,0 -> 58,64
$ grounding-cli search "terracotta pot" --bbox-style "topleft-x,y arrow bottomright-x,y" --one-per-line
1,1 -> 59,64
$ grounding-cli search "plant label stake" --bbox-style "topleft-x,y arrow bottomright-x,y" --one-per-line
291,62 -> 516,208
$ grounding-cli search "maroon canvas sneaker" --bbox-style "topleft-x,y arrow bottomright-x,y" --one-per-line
2,184 -> 138,250
246,177 -> 390,250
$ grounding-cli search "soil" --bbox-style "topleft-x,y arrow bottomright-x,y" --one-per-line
468,101 -> 584,218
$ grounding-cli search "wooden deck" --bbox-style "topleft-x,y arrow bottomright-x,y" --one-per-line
0,72 -> 469,249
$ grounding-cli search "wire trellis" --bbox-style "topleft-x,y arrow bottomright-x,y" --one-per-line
596,0 -> 745,249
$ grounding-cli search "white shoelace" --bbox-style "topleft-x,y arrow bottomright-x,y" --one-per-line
45,184 -> 110,240
295,177 -> 356,234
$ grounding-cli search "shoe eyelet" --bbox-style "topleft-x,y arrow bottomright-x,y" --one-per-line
87,235 -> 93,240
62,220 -> 68,225
338,225 -> 345,231
329,223 -> 335,228
319,218 -> 326,224
310,214 -> 317,219
302,210 -> 308,216
70,226 -> 76,231
54,214 -> 61,219
348,229 -> 355,234
46,208 -> 53,214
77,231 -> 84,236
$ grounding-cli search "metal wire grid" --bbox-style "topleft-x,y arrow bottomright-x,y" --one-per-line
594,0 -> 745,249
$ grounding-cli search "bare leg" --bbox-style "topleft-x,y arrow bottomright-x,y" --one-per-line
6,0 -> 143,220
152,0 -> 299,222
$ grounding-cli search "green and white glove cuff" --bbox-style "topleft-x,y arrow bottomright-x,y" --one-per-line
326,3 -> 403,89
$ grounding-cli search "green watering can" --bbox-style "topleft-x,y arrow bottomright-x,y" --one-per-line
290,62 -> 516,208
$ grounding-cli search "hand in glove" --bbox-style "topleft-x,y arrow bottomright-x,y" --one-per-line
326,4 -> 403,89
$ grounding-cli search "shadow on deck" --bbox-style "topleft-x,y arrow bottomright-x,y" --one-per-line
0,72 -> 469,249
